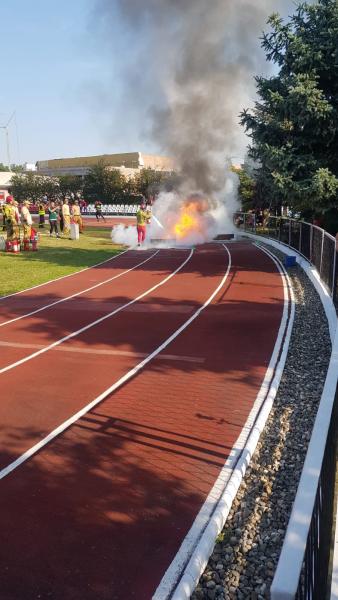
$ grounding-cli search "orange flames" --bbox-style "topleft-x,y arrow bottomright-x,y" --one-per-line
172,199 -> 207,240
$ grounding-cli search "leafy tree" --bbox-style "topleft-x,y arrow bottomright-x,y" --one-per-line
83,162 -> 127,203
10,164 -> 24,173
11,173 -> 59,202
58,175 -> 83,198
241,0 -> 338,220
132,168 -> 168,197
0,163 -> 23,172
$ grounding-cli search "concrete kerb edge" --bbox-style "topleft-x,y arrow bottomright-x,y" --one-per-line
271,325 -> 338,599
239,233 -> 338,600
157,243 -> 295,600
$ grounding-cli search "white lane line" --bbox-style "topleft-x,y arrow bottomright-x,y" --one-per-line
0,250 -> 160,328
0,247 -> 134,302
154,242 -> 294,600
0,250 -> 194,375
0,340 -> 204,363
0,245 -> 230,480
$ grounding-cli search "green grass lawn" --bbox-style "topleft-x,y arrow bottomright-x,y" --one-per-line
0,227 -> 123,297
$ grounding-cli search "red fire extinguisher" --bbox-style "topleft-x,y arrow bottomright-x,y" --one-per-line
12,238 -> 20,253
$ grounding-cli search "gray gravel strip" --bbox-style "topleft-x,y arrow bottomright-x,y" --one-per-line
191,245 -> 332,600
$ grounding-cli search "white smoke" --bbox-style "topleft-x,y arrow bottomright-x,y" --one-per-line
111,223 -> 137,247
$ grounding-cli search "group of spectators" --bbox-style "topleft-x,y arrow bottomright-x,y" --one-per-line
2,190 -> 153,249
2,193 -> 86,243
36,197 -> 84,237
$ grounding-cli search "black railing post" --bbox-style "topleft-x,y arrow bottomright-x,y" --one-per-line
333,239 -> 338,310
320,229 -> 325,277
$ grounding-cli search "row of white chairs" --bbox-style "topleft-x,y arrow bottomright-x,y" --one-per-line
85,204 -> 139,215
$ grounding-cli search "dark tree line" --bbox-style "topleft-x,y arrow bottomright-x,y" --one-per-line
10,164 -> 173,205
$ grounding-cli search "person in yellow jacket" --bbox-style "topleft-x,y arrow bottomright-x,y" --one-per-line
3,196 -> 16,240
21,200 -> 33,241
38,201 -> 46,228
62,199 -> 71,237
136,200 -> 151,246
71,200 -> 83,233
2,202 -> 6,231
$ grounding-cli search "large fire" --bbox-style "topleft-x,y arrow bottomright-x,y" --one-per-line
171,198 -> 209,240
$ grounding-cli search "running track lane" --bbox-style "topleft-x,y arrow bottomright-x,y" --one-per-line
0,241 -> 285,600
0,245 -> 217,463
0,249 -> 190,369
0,248 -> 154,323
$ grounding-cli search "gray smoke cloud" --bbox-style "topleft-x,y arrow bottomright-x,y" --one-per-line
94,0 -> 292,197
95,0 -> 293,243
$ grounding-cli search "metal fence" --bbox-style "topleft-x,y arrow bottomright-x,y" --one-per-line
295,390 -> 338,600
234,213 -> 338,310
234,211 -> 338,599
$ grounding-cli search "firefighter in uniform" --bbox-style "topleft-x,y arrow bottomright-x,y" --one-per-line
62,199 -> 71,237
13,201 -> 20,239
136,200 -> 151,246
2,201 -> 6,231
71,200 -> 83,233
3,196 -> 16,240
21,200 -> 33,242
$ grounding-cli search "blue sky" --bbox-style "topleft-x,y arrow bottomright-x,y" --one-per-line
0,0 -> 148,165
0,1 -> 292,166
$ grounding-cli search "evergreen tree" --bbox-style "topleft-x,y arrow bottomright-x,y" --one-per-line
241,0 -> 338,220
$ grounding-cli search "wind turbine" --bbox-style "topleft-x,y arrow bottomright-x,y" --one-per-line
0,111 -> 15,170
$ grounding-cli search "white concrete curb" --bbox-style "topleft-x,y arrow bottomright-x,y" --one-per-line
238,233 -> 338,600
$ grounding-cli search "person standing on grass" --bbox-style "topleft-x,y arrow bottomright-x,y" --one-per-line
3,196 -> 15,240
58,199 -> 64,232
2,201 -> 6,231
38,200 -> 46,229
136,200 -> 151,247
95,200 -> 106,221
48,202 -> 60,237
62,198 -> 71,238
21,200 -> 33,241
12,200 -> 20,240
71,199 -> 84,233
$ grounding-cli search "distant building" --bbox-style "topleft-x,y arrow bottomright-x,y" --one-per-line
36,152 -> 174,178
0,171 -> 14,203
23,163 -> 37,172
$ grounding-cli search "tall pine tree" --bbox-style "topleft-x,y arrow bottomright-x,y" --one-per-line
241,0 -> 338,224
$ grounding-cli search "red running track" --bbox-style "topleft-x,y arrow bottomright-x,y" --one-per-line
0,241 -> 285,600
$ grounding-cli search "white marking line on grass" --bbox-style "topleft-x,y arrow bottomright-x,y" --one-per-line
153,242 -> 294,600
0,340 -> 204,363
0,247 -> 134,302
0,250 -> 160,328
0,249 -> 193,375
0,245 -> 230,480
